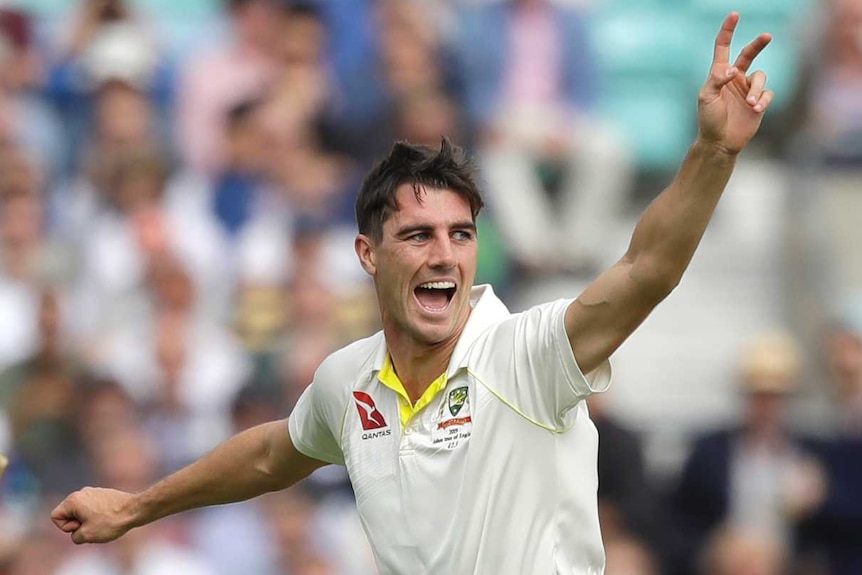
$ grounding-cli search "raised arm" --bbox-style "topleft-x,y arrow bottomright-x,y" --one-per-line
567,13 -> 774,374
51,419 -> 326,544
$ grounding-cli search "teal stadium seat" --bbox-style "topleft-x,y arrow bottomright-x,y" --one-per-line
591,2 -> 809,169
16,0 -> 70,16
598,80 -> 695,172
592,9 -> 697,77
692,0 -> 810,19
591,8 -> 700,171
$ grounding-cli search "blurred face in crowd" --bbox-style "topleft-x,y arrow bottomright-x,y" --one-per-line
397,91 -> 458,147
380,31 -> 440,97
744,390 -> 787,436
356,185 -> 477,349
828,0 -> 862,61
91,425 -> 158,492
37,289 -> 62,350
230,0 -> 279,55
278,9 -> 326,65
0,145 -> 42,198
113,166 -> 165,213
148,254 -> 195,314
95,81 -> 154,148
825,327 -> 862,397
227,108 -> 266,173
0,189 -> 42,250
77,382 -> 137,447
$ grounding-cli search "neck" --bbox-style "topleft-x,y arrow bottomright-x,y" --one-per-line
384,330 -> 460,403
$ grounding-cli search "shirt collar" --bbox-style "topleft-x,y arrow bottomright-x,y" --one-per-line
365,284 -> 511,380
446,284 -> 510,377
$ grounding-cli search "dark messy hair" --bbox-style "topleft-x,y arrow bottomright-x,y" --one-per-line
355,138 -> 484,241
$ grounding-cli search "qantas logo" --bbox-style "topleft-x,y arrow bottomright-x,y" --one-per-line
352,391 -> 388,430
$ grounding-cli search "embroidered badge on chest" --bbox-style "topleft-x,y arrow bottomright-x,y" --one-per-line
432,386 -> 472,449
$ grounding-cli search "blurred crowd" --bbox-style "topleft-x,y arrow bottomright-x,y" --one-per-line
0,0 -> 860,574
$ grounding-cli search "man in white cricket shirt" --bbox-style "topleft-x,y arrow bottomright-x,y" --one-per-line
52,13 -> 774,574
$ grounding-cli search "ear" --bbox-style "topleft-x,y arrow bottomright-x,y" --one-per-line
355,234 -> 377,276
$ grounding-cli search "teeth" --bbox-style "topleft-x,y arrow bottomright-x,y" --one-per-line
419,281 -> 455,290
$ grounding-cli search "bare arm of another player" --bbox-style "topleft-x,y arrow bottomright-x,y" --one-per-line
51,419 -> 326,544
566,13 -> 775,374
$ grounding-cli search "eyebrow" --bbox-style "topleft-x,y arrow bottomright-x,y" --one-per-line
395,221 -> 477,238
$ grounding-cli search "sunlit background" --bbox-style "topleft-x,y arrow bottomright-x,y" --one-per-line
0,0 -> 860,574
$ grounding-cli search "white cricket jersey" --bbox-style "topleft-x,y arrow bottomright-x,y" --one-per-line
289,285 -> 612,575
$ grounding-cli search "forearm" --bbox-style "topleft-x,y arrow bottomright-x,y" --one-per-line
625,139 -> 737,292
126,420 -> 319,529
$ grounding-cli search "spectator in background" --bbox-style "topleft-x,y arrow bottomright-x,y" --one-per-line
95,252 -> 248,472
53,424 -> 217,575
0,288 -> 89,498
698,527 -> 786,575
0,146 -> 65,373
670,332 -> 825,575
821,300 -> 862,434
189,386 -> 283,575
784,0 -> 862,165
210,98 -> 267,240
357,0 -> 461,161
0,8 -> 63,183
457,0 -> 632,277
177,0 -> 279,174
393,89 -> 462,149
4,520 -> 67,575
795,302 -> 862,575
60,76 -> 167,240
376,0 -> 459,103
263,488 -> 375,575
69,144 -> 228,344
589,394 -> 661,559
45,0 -> 166,176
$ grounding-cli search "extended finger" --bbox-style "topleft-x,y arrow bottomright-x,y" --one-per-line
734,33 -> 772,73
746,70 -> 767,106
713,12 -> 740,65
753,89 -> 774,113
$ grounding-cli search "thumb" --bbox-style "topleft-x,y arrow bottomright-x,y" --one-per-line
71,528 -> 89,545
702,65 -> 738,99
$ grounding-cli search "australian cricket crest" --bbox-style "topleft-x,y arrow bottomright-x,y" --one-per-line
448,386 -> 468,416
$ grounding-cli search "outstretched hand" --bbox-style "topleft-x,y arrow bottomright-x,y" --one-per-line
51,487 -> 136,545
698,12 -> 773,154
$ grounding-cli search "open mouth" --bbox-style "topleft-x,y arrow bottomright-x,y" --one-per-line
414,281 -> 457,312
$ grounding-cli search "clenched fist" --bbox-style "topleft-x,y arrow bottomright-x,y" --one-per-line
51,487 -> 138,544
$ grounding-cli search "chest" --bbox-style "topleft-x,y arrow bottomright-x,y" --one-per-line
344,376 -> 499,509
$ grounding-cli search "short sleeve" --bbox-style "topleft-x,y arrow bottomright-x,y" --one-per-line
469,299 -> 611,430
288,375 -> 347,466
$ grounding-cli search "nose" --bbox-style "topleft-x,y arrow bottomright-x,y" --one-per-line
428,235 -> 456,269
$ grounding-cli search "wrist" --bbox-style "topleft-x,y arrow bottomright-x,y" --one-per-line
122,491 -> 150,529
692,138 -> 739,162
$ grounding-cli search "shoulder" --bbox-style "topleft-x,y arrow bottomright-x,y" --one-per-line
482,299 -> 571,340
314,331 -> 385,389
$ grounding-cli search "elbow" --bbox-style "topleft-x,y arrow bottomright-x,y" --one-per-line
627,255 -> 684,303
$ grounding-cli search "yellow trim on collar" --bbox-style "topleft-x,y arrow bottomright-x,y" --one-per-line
378,355 -> 448,428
